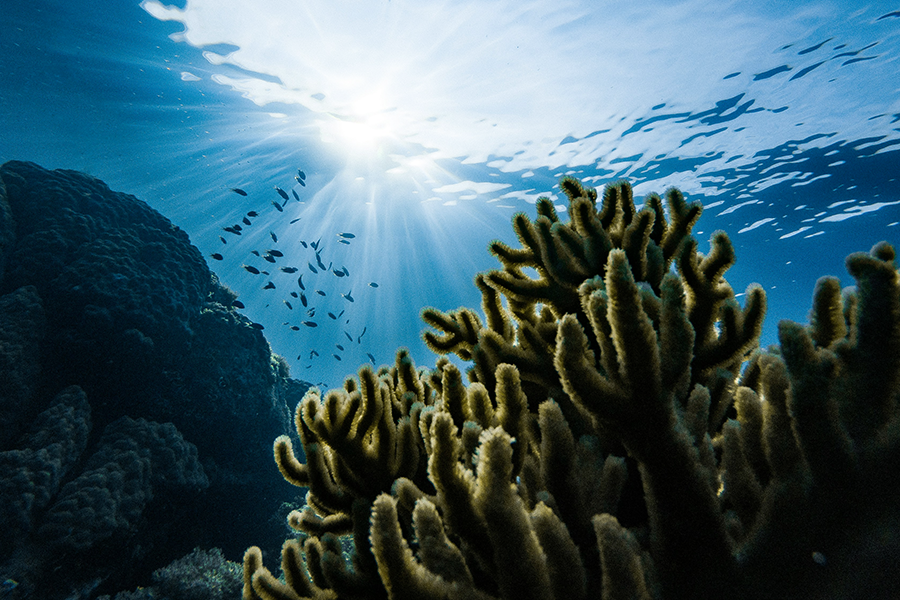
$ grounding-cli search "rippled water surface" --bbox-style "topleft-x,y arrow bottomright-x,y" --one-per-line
2,1 -> 898,387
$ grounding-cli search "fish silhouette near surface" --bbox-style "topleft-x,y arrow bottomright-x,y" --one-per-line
230,187 -> 248,196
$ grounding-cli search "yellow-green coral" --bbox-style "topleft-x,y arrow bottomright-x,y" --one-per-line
244,178 -> 900,600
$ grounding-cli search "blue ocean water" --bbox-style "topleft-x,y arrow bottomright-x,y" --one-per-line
1,0 -> 898,389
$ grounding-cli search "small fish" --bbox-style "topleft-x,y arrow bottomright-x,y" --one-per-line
316,255 -> 326,270
308,263 -> 318,274
367,352 -> 376,364
275,186 -> 290,201
291,218 -> 302,224
290,291 -> 298,298
232,300 -> 245,309
290,325 -> 300,331
344,331 -> 353,342
339,239 -> 350,245
295,176 -> 306,187
341,290 -> 355,302
336,344 -> 345,351
271,200 -> 284,212
281,266 -> 299,274
342,266 -> 350,277
242,264 -> 260,274
332,354 -> 342,361
297,275 -> 305,290
302,321 -> 318,328
282,198 -> 289,208
311,239 -> 321,250
291,189 -> 300,201
261,270 -> 271,275
223,226 -> 241,235
219,236 -> 227,245
307,308 -> 316,317
368,282 -> 379,288
230,187 -> 248,196
242,216 -> 252,226
284,300 -> 293,310
250,250 -> 260,257
310,350 -> 319,358
247,210 -> 259,217
297,169 -> 306,181
300,292 -> 308,307
268,249 -> 284,257
210,253 -> 224,260
357,326 -> 367,343
250,322 -> 265,330
316,290 -> 326,297
270,231 -> 278,242
264,255 -> 276,263
233,224 -> 243,231
337,310 -> 345,318
338,232 -> 355,239
333,269 -> 345,277
263,281 -> 276,290
299,240 -> 308,248
328,312 -> 337,320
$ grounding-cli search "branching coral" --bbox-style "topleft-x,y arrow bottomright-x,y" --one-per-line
244,178 -> 900,599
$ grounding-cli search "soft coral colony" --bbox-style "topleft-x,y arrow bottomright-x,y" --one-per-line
243,177 -> 900,599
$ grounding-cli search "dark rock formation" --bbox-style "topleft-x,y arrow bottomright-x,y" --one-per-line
0,161 -> 309,600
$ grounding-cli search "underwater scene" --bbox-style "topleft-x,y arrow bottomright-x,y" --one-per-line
1,1 -> 899,599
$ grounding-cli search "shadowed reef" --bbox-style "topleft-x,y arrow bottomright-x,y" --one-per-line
244,177 -> 900,599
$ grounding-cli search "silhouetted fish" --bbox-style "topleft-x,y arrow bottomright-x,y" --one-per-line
337,232 -> 355,239
333,269 -> 345,277
367,353 -> 375,364
242,216 -> 252,226
219,236 -> 227,244
223,226 -> 241,235
341,290 -> 354,302
302,321 -> 317,327
328,312 -> 337,320
268,249 -> 284,257
247,210 -> 259,217
250,322 -> 264,329
342,266 -> 350,277
299,240 -> 307,247
270,231 -> 278,242
283,300 -> 293,310
275,186 -> 289,201
290,291 -> 298,298
290,325 -> 300,331
263,255 -> 276,263
232,300 -> 245,309
336,344 -> 344,351
230,188 -> 248,196
307,308 -> 316,317
297,275 -> 305,290
280,266 -> 299,273
271,200 -> 284,212
242,265 -> 260,274
210,253 -> 223,260
316,290 -> 326,297
357,326 -> 366,343
310,350 -> 319,358
291,189 -> 300,202
295,176 -> 306,187
233,224 -> 243,231
250,250 -> 260,257
297,169 -> 306,181
332,354 -> 341,361
344,331 -> 353,342
339,239 -> 350,245
263,281 -> 276,290
316,254 -> 326,270
368,282 -> 379,288
300,292 -> 308,307
308,263 -> 318,274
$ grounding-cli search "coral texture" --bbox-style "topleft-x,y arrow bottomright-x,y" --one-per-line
245,178 -> 900,599
0,161 -> 307,600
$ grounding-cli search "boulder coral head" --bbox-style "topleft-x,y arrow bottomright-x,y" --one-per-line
244,177 -> 900,600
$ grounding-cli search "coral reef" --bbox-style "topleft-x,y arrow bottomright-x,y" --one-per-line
244,177 -> 900,599
0,162 -> 308,599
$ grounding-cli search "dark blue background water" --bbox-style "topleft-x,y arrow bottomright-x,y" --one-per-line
2,0 -> 898,388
